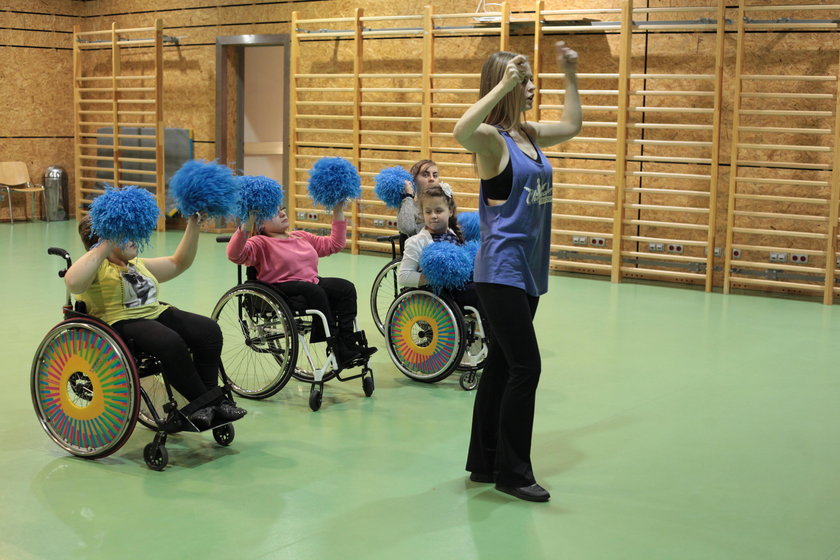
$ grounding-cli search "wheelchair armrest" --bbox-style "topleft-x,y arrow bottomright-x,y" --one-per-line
376,234 -> 402,243
216,235 -> 231,243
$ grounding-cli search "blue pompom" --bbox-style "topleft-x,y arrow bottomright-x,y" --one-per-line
170,160 -> 239,218
420,241 -> 474,292
89,186 -> 160,251
236,175 -> 284,222
464,239 -> 480,263
457,211 -> 480,242
374,166 -> 413,209
307,157 -> 361,208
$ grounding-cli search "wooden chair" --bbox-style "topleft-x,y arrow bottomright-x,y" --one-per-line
0,161 -> 47,223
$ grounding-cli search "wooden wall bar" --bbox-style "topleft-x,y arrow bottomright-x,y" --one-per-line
6,1 -> 840,303
73,21 -> 166,229
288,1 -> 840,302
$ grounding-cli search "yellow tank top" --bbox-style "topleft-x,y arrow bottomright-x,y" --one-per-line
77,258 -> 169,324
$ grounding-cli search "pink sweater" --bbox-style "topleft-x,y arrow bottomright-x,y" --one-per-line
226,220 -> 347,284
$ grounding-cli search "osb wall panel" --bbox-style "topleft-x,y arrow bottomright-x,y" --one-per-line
1,3 -> 78,218
0,138 -> 74,221
9,0 -> 840,298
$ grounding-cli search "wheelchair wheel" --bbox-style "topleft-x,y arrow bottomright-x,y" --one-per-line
459,370 -> 479,391
212,284 -> 298,399
143,441 -> 168,471
31,318 -> 141,459
212,424 -> 235,446
370,259 -> 401,335
385,290 -> 466,383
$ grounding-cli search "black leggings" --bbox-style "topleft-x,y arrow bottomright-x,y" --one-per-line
272,277 -> 357,343
112,307 -> 223,401
466,282 -> 540,488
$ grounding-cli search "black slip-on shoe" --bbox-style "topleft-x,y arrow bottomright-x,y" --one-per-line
495,482 -> 550,502
215,401 -> 247,422
188,406 -> 215,431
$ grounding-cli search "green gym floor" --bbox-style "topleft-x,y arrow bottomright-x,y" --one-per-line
2,220 -> 840,560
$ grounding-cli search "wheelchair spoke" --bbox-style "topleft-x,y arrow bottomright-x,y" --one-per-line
211,285 -> 297,398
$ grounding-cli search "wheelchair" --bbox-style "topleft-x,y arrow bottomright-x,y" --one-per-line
369,234 -> 404,336
383,287 -> 488,390
212,236 -> 375,411
31,248 -> 240,471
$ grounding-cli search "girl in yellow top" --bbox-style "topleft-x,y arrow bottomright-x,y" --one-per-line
64,215 -> 246,429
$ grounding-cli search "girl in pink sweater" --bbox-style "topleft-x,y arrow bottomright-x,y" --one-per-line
226,203 -> 375,367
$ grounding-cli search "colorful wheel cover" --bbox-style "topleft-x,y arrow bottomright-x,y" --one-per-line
388,292 -> 459,376
32,321 -> 139,457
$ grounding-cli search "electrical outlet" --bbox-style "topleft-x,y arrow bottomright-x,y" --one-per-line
373,219 -> 384,227
732,247 -> 742,259
572,235 -> 587,246
386,219 -> 398,228
836,256 -> 840,267
714,247 -> 722,257
648,242 -> 664,253
769,252 -> 787,263
297,212 -> 306,220
307,212 -> 318,220
666,243 -> 683,254
589,237 -> 606,247
790,253 -> 808,264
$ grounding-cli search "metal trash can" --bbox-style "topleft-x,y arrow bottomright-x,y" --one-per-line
43,166 -> 68,221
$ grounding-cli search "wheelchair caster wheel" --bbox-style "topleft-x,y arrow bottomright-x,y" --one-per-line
459,371 -> 479,391
213,424 -> 235,446
143,442 -> 168,471
309,385 -> 323,411
362,373 -> 374,397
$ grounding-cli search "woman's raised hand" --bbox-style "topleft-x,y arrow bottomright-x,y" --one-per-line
502,54 -> 529,91
556,41 -> 578,72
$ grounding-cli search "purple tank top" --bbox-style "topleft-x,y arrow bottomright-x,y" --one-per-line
474,128 -> 553,296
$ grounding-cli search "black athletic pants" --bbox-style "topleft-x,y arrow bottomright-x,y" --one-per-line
112,307 -> 223,402
466,282 -> 541,488
271,277 -> 357,343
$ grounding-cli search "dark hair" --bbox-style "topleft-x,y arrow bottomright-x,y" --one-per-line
78,215 -> 100,250
417,185 -> 463,243
409,159 -> 438,196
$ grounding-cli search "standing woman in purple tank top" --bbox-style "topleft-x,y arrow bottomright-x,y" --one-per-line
453,43 -> 581,502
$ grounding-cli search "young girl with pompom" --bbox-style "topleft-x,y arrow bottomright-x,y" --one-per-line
397,185 -> 486,324
64,214 -> 247,430
226,203 -> 377,368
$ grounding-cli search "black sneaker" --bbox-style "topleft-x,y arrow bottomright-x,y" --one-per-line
358,345 -> 378,358
215,400 -> 247,422
333,340 -> 362,367
188,406 -> 215,430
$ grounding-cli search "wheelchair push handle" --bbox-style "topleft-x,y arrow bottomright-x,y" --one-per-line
375,233 -> 403,259
47,247 -> 72,278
